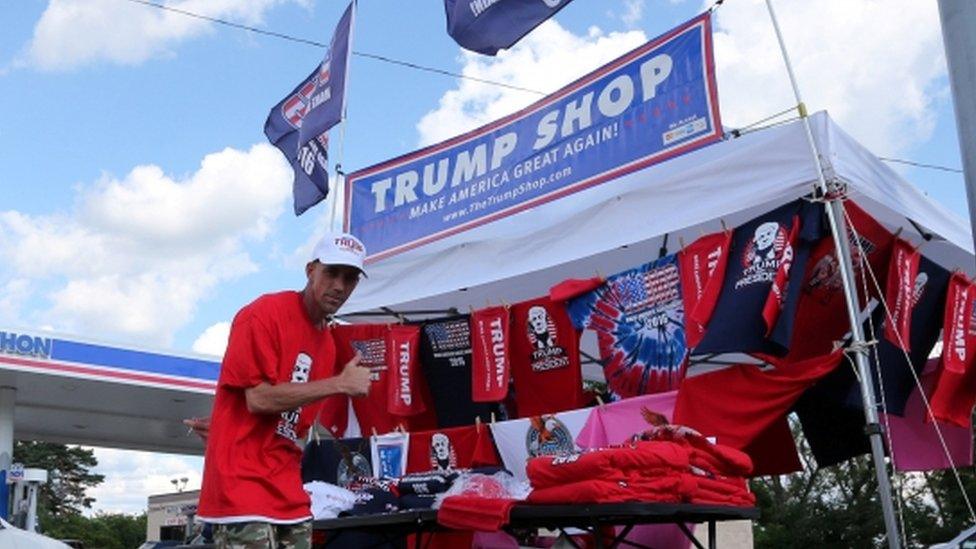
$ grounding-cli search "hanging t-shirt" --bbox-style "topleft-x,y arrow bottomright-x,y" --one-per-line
197,291 -> 339,524
406,424 -> 500,474
883,239 -> 921,351
470,306 -> 511,402
680,231 -> 732,349
859,254 -> 950,415
673,351 -> 843,470
931,273 -> 976,427
420,315 -> 497,427
488,408 -> 591,482
798,358 -> 974,471
509,297 -> 585,417
775,201 -> 893,362
387,325 -> 426,417
567,254 -> 687,397
371,432 -> 410,479
888,360 -> 973,472
692,199 -> 825,357
576,391 -> 678,449
334,324 -> 402,435
301,437 -> 374,488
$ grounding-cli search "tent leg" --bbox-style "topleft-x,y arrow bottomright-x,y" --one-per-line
762,1 -> 902,547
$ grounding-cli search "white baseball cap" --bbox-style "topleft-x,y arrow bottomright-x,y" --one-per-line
311,232 -> 367,276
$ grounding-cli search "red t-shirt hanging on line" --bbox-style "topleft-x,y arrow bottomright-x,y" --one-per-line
407,424 -> 500,474
680,231 -> 732,348
333,324 -> 403,436
510,297 -> 585,417
197,291 -> 339,524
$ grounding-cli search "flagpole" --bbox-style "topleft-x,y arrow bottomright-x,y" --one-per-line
761,1 -> 902,547
330,0 -> 357,233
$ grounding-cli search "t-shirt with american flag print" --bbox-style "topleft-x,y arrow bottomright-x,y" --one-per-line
420,315 -> 498,428
566,254 -> 687,398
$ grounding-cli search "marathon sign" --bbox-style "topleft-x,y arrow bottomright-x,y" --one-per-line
0,331 -> 52,359
346,13 -> 722,261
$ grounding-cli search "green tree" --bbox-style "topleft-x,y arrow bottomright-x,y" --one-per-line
752,419 -> 976,548
13,441 -> 105,519
41,512 -> 147,549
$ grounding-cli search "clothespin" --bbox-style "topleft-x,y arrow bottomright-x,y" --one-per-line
678,237 -> 686,252
313,425 -> 321,445
720,219 -> 729,233
475,416 -> 482,432
595,268 -> 604,280
490,412 -> 497,424
397,423 -> 406,433
893,227 -> 904,239
502,300 -> 510,310
371,427 -> 379,438
595,395 -> 605,406
469,304 -> 475,314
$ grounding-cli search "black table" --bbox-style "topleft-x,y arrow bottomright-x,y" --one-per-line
314,502 -> 759,549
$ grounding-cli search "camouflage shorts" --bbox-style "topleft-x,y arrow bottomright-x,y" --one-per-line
213,520 -> 312,549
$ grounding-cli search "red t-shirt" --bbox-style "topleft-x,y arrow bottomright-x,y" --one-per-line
406,424 -> 500,474
681,231 -> 732,348
197,291 -> 340,523
510,297 -> 585,417
333,324 -> 402,435
931,273 -> 976,427
777,201 -> 893,362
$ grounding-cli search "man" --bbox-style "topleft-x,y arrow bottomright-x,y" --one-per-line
190,232 -> 373,548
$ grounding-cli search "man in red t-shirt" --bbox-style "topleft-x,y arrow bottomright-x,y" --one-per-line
187,233 -> 372,548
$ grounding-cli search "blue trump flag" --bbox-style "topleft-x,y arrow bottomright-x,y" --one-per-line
264,2 -> 354,216
445,0 -> 575,55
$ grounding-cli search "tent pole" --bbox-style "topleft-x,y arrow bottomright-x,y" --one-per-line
937,0 -> 976,264
762,1 -> 902,547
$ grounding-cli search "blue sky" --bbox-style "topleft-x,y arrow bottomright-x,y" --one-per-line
0,0 -> 967,516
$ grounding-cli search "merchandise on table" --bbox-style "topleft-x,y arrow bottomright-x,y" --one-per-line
489,407 -> 591,482
371,431 -> 409,479
302,437 -> 373,488
407,423 -> 500,474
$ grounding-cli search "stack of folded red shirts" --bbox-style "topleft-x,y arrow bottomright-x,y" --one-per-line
526,425 -> 755,507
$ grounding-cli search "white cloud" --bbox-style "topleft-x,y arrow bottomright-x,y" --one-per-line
87,446 -> 202,515
710,0 -> 946,156
619,0 -> 646,27
416,21 -> 647,146
0,279 -> 31,326
420,0 -> 946,159
0,143 -> 291,346
192,321 -> 230,357
25,0 -> 306,71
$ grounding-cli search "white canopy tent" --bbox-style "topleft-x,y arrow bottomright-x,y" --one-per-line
342,112 -> 972,331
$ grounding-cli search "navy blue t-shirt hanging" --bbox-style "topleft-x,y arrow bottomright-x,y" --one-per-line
853,254 -> 949,415
692,199 -> 825,357
420,315 -> 498,427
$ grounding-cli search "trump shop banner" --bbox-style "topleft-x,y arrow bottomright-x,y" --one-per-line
346,13 -> 721,261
